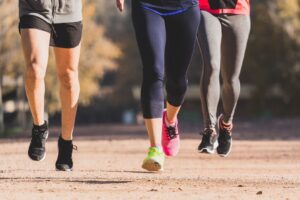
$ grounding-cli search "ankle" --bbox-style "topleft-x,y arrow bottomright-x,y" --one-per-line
33,121 -> 48,132
60,135 -> 73,141
165,113 -> 177,127
221,120 -> 233,130
59,135 -> 73,144
150,145 -> 162,151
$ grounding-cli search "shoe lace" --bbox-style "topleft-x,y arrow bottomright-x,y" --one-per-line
165,125 -> 178,140
73,145 -> 78,151
149,147 -> 156,154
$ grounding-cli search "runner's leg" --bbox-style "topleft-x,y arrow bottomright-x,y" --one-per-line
197,11 -> 222,154
132,0 -> 166,171
165,6 -> 200,122
220,15 -> 251,124
161,7 -> 200,156
54,45 -> 81,141
20,16 -> 51,161
197,11 -> 222,129
132,1 -> 166,147
21,28 -> 50,126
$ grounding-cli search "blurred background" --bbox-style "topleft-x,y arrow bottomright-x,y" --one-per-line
0,0 -> 299,137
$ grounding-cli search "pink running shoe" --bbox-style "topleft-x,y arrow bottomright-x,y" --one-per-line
162,110 -> 180,156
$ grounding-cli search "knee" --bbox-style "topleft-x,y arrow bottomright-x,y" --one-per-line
166,77 -> 188,95
223,76 -> 240,89
143,67 -> 164,84
58,70 -> 79,90
206,59 -> 220,76
25,61 -> 46,81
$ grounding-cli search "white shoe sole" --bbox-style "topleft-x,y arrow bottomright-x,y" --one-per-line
198,148 -> 215,154
28,132 -> 49,162
28,152 -> 46,162
217,138 -> 232,157
55,167 -> 73,172
198,140 -> 218,154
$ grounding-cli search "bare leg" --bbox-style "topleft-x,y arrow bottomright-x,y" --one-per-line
166,102 -> 180,123
54,45 -> 81,141
144,118 -> 162,147
21,29 -> 50,126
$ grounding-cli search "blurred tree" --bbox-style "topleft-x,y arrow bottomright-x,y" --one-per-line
94,0 -> 142,110
243,0 -> 300,116
45,1 -> 122,113
0,0 -> 122,118
1,0 -> 300,127
0,0 -> 21,132
94,0 -> 300,117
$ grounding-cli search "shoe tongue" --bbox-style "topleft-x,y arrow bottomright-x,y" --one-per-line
32,129 -> 45,137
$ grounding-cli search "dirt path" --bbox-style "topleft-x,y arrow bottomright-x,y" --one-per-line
0,138 -> 299,200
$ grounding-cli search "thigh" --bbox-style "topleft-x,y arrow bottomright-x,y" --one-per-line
20,28 -> 51,73
54,45 -> 81,76
197,11 -> 222,69
220,15 -> 251,80
165,7 -> 200,77
131,0 -> 166,75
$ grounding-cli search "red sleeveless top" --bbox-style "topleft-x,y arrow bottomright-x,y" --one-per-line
199,0 -> 250,15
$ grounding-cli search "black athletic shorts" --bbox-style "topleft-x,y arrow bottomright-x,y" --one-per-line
19,15 -> 82,48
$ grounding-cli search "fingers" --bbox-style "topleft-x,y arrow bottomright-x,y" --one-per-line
116,0 -> 124,12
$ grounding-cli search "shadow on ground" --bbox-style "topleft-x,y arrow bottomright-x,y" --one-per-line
2,118 -> 300,141
0,177 -> 132,185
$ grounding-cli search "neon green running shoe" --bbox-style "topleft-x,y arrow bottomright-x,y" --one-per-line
142,147 -> 165,172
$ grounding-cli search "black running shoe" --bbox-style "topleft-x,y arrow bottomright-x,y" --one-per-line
55,136 -> 77,171
217,115 -> 233,157
198,128 -> 218,154
28,121 -> 48,161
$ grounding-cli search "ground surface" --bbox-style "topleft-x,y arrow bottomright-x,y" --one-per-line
0,124 -> 300,200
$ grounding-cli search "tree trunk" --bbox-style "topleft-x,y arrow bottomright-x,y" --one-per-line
0,75 -> 4,134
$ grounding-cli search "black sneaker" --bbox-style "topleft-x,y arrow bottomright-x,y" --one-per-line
55,136 -> 77,171
28,121 -> 48,161
217,114 -> 233,157
198,128 -> 218,154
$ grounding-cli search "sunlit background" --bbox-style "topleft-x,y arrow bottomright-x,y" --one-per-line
0,0 -> 299,136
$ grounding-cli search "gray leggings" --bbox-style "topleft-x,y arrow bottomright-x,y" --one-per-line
197,11 -> 251,128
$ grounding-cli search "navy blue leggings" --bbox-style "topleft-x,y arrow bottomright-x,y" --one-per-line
132,1 -> 200,118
